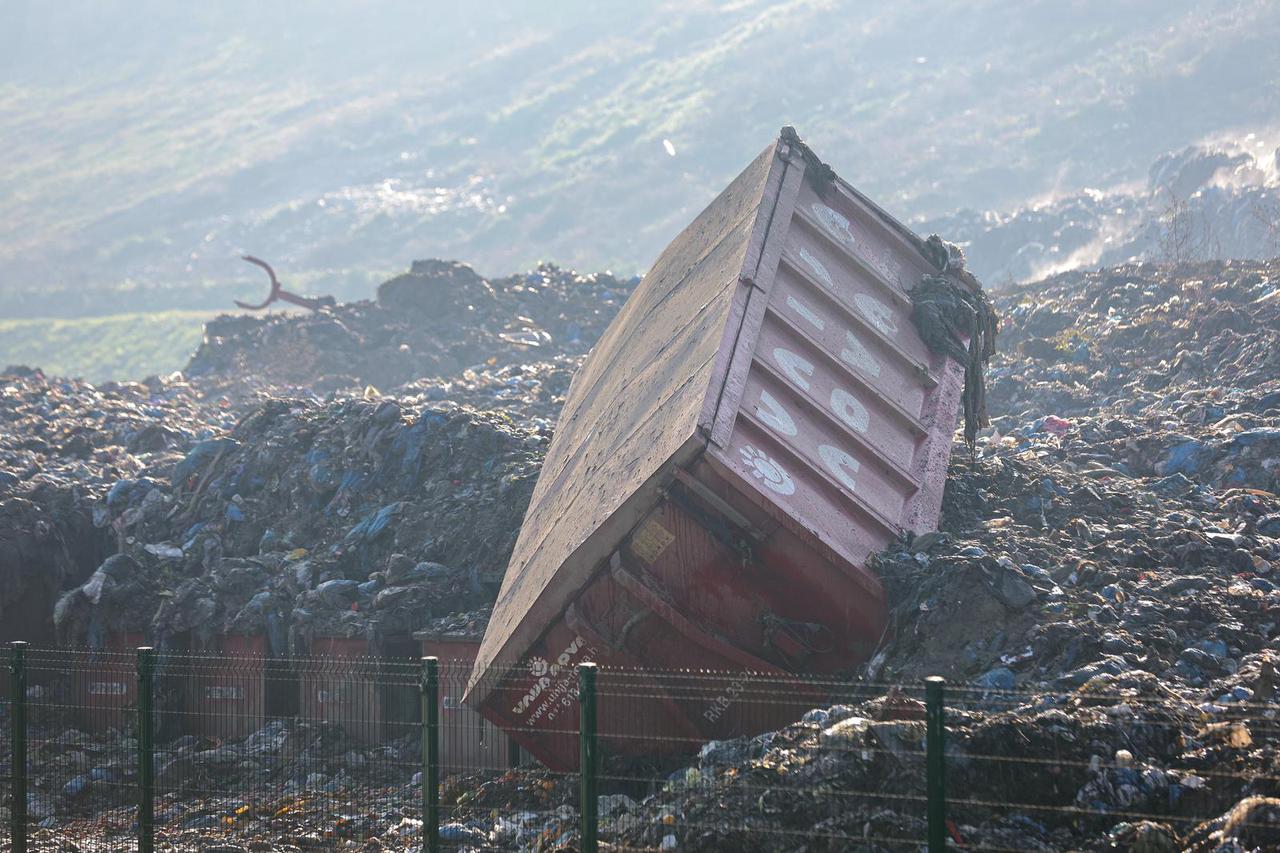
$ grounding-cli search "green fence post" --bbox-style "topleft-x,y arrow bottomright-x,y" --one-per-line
925,676 -> 947,852
421,656 -> 440,853
137,647 -> 156,853
578,662 -> 598,853
10,641 -> 28,853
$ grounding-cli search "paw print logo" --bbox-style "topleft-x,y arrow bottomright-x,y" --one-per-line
528,657 -> 549,678
739,445 -> 796,496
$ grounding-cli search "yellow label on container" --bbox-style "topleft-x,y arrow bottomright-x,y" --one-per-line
631,519 -> 675,564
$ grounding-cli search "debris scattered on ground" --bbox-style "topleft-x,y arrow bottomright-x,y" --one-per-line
1,702 -> 580,852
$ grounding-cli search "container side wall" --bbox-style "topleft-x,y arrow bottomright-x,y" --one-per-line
711,166 -> 968,575
469,142 -> 784,701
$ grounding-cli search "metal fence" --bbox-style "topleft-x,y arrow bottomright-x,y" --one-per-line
2,642 -> 1276,851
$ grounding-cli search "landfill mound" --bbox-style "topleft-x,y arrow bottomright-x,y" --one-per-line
56,398 -> 545,651
8,257 -> 1280,849
1,259 -> 607,647
0,366 -> 211,645
186,260 -> 636,396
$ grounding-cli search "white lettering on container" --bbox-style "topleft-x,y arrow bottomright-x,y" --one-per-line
772,348 -> 814,392
785,296 -> 825,331
740,446 -> 796,496
811,203 -> 857,249
840,331 -> 881,377
854,293 -> 898,335
798,246 -> 834,289
830,387 -> 870,433
89,682 -> 126,696
512,635 -> 587,717
755,390 -> 797,436
819,444 -> 861,493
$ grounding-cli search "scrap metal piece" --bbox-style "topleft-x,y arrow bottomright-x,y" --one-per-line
236,256 -> 336,312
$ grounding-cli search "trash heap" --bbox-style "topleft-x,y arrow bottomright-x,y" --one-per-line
186,260 -> 636,397
66,398 -> 546,651
393,355 -> 581,432
0,366 -> 221,645
10,256 -> 1280,850
3,259 -> 612,648
0,366 -> 230,490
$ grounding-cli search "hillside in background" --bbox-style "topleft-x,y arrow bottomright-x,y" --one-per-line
4,0 -> 1279,323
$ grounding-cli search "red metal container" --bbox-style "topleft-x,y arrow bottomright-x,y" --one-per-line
72,632 -> 144,732
298,636 -> 419,743
299,636 -> 382,743
467,128 -> 973,770
417,632 -> 514,773
186,634 -> 268,739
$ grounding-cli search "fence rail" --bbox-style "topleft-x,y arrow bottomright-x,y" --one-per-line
2,642 -> 1275,851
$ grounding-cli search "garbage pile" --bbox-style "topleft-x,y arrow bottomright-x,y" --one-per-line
69,398 -> 546,650
2,259 -> 617,646
10,254 -> 1280,849
0,366 -> 210,643
394,356 -> 581,433
186,260 -> 636,398
0,366 -> 228,490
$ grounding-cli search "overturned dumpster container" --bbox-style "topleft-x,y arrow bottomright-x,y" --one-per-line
467,127 -> 981,770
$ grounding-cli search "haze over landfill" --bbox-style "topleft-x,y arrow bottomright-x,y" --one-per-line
4,2 -> 1280,851
3,1 -> 1279,323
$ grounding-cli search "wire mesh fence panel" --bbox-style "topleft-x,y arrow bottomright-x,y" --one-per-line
590,668 -> 932,850
435,658 -> 583,851
928,680 -> 1280,851
7,645 -> 1280,850
146,651 -> 425,850
2,647 -> 13,850
18,647 -> 142,852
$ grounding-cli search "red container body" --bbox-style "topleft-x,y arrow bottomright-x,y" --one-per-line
468,129 -> 971,770
72,632 -> 144,732
419,635 -> 512,773
299,636 -> 382,743
299,636 -> 419,743
187,634 -> 268,740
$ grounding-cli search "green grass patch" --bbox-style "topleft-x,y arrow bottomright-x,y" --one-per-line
0,310 -> 214,382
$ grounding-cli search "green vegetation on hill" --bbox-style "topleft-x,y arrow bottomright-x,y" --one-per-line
0,311 -> 212,382
3,0 -> 1277,321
